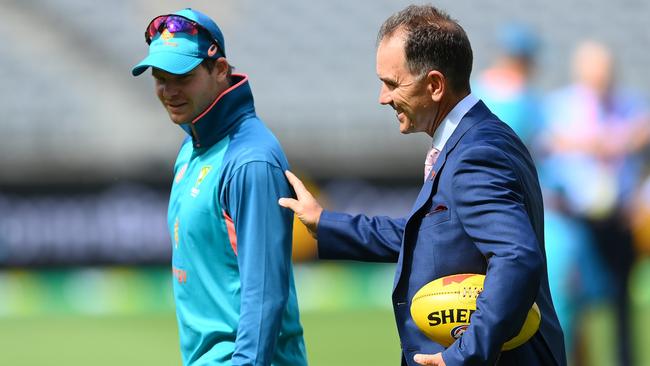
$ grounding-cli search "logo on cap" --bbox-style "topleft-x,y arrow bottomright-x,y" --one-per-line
161,29 -> 174,40
207,44 -> 218,57
160,29 -> 178,47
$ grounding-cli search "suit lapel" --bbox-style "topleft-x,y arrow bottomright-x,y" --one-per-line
393,100 -> 492,293
407,101 -> 491,217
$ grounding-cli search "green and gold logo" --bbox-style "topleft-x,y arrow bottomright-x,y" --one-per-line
161,29 -> 173,40
190,166 -> 212,197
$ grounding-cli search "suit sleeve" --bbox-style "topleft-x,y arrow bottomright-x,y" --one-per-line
442,146 -> 543,366
225,161 -> 294,366
317,211 -> 405,262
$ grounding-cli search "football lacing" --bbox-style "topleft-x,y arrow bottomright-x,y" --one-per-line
461,286 -> 483,298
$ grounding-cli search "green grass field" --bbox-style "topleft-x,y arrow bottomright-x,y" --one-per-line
2,304 -> 650,365
0,309 -> 399,366
1,260 -> 649,365
2,303 -> 650,365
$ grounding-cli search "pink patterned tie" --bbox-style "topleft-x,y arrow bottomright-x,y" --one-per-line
424,147 -> 440,181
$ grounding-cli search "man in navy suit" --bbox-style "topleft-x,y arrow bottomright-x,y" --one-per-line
279,5 -> 566,366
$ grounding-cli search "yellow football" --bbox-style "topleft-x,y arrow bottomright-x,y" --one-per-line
410,273 -> 541,350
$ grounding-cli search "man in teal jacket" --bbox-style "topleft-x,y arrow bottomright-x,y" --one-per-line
132,8 -> 307,366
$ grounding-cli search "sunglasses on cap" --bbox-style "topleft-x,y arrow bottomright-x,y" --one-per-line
145,14 -> 223,55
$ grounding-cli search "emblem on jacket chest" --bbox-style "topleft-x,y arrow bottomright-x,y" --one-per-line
190,165 -> 213,198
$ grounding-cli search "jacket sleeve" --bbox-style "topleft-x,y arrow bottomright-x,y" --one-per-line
442,145 -> 543,366
224,161 -> 294,366
317,211 -> 405,262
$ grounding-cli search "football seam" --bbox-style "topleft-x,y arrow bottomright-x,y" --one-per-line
412,291 -> 459,302
412,290 -> 482,302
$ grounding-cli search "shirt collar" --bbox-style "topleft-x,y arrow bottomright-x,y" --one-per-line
431,93 -> 479,151
179,74 -> 256,149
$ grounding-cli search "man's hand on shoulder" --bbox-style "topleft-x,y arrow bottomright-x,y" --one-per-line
414,353 -> 446,366
278,170 -> 323,238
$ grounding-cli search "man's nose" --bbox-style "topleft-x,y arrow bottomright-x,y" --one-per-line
162,82 -> 180,99
378,84 -> 391,105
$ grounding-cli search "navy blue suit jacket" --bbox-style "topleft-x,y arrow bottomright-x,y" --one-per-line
317,101 -> 567,366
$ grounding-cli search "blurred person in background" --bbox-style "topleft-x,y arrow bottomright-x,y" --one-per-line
131,8 -> 307,366
539,40 -> 650,366
537,174 -> 611,366
280,5 -> 566,366
473,22 -> 544,152
474,24 -> 603,365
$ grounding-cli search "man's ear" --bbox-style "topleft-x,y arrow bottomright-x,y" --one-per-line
211,57 -> 230,78
208,57 -> 230,85
216,57 -> 229,76
426,70 -> 446,103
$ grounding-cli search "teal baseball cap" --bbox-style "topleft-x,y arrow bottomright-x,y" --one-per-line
132,8 -> 226,76
498,23 -> 539,59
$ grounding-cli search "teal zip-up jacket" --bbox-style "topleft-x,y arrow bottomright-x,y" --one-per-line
168,74 -> 307,366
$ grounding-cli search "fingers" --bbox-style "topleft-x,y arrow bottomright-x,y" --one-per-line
278,197 -> 299,212
279,170 -> 323,238
413,355 -> 429,365
280,170 -> 310,210
284,170 -> 310,200
413,354 -> 431,365
284,169 -> 299,182
413,353 -> 444,366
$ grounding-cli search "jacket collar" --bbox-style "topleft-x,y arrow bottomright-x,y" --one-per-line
428,100 -> 492,177
179,73 -> 256,148
431,93 -> 479,151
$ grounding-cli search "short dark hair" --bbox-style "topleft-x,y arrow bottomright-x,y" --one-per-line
377,5 -> 473,93
200,58 -> 233,82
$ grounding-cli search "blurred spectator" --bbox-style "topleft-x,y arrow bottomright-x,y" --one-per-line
540,40 -> 650,366
539,180 -> 611,366
474,28 -> 649,364
471,22 -> 600,364
473,22 -> 544,151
